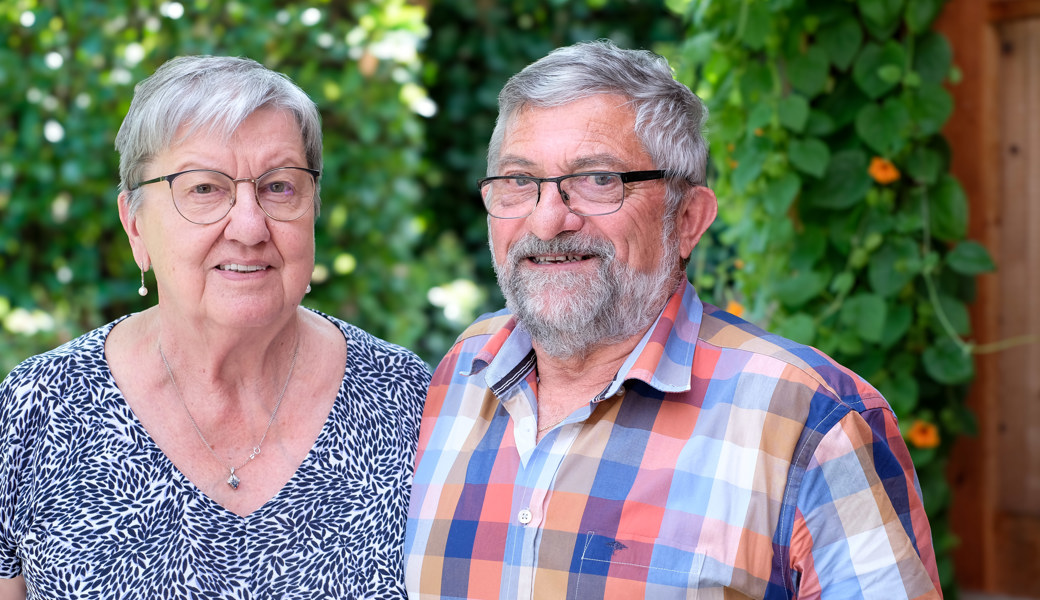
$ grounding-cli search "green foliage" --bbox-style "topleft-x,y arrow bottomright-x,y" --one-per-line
0,0 -> 474,372
668,0 -> 990,593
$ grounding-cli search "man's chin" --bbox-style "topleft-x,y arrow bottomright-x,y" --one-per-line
518,284 -> 590,311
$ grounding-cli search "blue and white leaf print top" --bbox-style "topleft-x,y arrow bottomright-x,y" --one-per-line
0,311 -> 429,599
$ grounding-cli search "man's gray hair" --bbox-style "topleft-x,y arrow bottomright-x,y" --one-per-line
115,55 -> 323,216
487,39 -> 709,218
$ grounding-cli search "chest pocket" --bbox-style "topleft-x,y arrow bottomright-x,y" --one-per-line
573,531 -> 711,599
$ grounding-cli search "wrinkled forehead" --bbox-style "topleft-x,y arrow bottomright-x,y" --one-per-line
498,96 -> 647,173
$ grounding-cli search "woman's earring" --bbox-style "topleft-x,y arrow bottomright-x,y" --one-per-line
305,284 -> 312,294
138,268 -> 148,297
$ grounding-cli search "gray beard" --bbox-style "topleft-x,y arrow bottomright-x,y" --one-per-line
492,231 -> 680,360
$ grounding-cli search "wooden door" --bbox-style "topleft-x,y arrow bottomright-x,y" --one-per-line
939,0 -> 1040,596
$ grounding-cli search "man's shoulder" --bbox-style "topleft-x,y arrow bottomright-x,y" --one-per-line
453,308 -> 513,345
697,302 -> 883,407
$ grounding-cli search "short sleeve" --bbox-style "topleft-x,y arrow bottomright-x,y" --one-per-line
789,408 -> 941,599
0,367 -> 30,578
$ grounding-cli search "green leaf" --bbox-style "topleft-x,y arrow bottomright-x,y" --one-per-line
731,135 -> 772,193
801,149 -> 872,210
858,0 -> 906,31
906,0 -> 945,34
805,109 -> 836,136
839,292 -> 888,343
748,102 -> 774,132
761,172 -> 801,216
868,237 -> 922,297
877,64 -> 904,84
740,61 -> 776,104
855,98 -> 910,155
677,32 -> 718,68
774,270 -> 827,308
830,271 -> 855,296
923,337 -> 975,384
775,312 -> 817,346
914,31 -> 953,84
905,147 -> 943,184
880,303 -> 913,347
790,226 -> 828,271
788,137 -> 831,178
778,94 -> 810,132
852,41 -> 906,99
878,366 -> 919,414
816,17 -> 863,71
936,294 -> 972,336
929,175 -> 968,241
787,45 -> 830,98
907,83 -> 954,137
817,78 -> 870,129
946,240 -> 996,275
742,2 -> 773,50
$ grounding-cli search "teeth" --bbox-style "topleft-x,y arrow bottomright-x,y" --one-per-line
532,255 -> 585,264
219,263 -> 267,272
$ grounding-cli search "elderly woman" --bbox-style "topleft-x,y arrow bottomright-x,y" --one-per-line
0,56 -> 429,598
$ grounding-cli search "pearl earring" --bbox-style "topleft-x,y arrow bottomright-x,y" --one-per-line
138,268 -> 148,297
305,284 -> 312,294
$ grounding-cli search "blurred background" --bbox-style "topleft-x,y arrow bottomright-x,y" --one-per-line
1,0 -> 1037,597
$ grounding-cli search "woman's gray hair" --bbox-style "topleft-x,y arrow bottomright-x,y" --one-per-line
115,55 -> 323,216
487,39 -> 709,219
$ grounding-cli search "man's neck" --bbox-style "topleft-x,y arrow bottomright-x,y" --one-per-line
532,330 -> 641,400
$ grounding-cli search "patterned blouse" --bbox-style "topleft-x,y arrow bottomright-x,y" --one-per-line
0,311 -> 430,599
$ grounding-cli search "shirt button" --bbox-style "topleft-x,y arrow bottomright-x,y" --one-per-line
518,508 -> 533,524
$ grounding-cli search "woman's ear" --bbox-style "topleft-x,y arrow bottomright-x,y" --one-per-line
677,185 -> 718,260
119,190 -> 150,271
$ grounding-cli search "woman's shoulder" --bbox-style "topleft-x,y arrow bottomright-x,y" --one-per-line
2,318 -> 125,389
307,308 -> 430,375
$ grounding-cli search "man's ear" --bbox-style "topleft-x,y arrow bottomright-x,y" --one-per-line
118,191 -> 150,271
677,185 -> 718,260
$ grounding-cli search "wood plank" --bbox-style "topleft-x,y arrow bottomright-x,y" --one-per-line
996,18 -> 1040,519
993,512 -> 1040,596
936,0 -> 1003,590
989,0 -> 1040,21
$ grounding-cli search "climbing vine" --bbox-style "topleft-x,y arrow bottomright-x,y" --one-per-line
664,0 -> 994,591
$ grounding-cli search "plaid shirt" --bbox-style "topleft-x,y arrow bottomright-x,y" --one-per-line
405,282 -> 941,599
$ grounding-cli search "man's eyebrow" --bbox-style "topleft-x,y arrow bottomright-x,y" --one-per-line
496,153 -> 628,173
496,155 -> 537,170
569,154 -> 627,171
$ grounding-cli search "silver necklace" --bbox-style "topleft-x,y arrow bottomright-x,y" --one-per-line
158,336 -> 300,490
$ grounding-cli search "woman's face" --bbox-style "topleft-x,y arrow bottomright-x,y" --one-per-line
120,107 -> 315,332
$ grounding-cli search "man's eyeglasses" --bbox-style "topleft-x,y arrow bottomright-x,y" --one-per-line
130,166 -> 320,225
477,170 -> 666,219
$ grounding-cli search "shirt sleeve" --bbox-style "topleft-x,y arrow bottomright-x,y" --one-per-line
0,369 -> 28,579
788,407 -> 942,599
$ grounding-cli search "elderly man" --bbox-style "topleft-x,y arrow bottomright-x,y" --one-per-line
405,40 -> 942,599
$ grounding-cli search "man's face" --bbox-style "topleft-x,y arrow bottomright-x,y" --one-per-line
488,94 -> 682,358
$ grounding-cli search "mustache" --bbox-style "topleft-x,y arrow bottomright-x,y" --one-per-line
504,232 -> 616,266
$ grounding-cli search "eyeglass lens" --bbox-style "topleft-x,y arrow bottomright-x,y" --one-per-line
170,168 -> 314,224
483,173 -> 624,218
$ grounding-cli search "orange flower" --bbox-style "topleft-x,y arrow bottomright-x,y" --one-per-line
754,128 -> 764,137
907,419 -> 940,449
725,300 -> 744,318
868,156 -> 900,185
733,258 -> 745,270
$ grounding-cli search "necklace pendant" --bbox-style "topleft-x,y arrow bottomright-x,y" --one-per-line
227,468 -> 241,490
